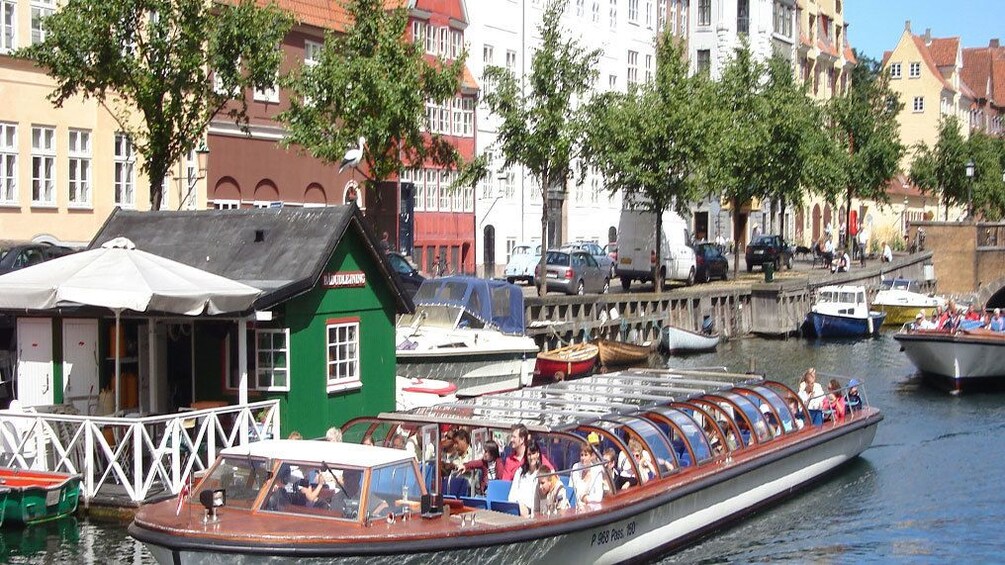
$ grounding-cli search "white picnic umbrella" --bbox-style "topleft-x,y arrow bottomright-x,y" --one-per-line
0,237 -> 262,412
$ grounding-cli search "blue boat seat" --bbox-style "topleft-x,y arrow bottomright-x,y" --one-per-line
486,479 -> 511,502
490,500 -> 521,516
809,409 -> 824,426
460,496 -> 488,509
443,475 -> 471,498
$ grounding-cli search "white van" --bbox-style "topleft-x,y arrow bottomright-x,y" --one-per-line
616,208 -> 696,291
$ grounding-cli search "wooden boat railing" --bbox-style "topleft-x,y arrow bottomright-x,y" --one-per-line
0,400 -> 280,504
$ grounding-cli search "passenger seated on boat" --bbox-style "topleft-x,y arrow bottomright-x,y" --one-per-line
601,448 -> 617,492
536,468 -> 571,515
987,308 -> 1004,332
797,368 -> 825,411
501,424 -> 554,481
787,398 -> 806,430
265,465 -> 308,512
570,445 -> 605,505
821,380 -> 846,423
508,442 -> 544,516
846,379 -> 863,413
457,440 -> 502,495
615,439 -> 657,490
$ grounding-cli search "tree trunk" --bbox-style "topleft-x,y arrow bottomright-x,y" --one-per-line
654,207 -> 664,293
731,197 -> 742,280
537,172 -> 550,297
780,197 -> 787,241
845,187 -> 853,253
148,156 -> 169,212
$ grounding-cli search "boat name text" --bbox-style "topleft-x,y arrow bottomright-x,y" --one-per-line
591,520 -> 636,547
321,271 -> 367,289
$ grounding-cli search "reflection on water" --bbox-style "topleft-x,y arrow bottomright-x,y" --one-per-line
6,331 -> 1005,564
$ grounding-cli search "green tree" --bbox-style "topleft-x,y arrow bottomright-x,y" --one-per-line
909,116 -> 968,220
966,131 -> 1005,220
482,0 -> 600,296
280,0 -> 464,191
19,0 -> 292,210
827,51 -> 905,235
584,32 -> 711,289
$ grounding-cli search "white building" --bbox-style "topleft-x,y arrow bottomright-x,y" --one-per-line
468,0 -> 681,277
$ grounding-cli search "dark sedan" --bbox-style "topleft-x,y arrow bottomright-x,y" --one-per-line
0,241 -> 77,275
386,252 -> 425,299
694,243 -> 729,282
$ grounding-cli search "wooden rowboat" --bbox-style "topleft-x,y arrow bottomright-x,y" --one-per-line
0,468 -> 81,526
660,325 -> 720,353
534,342 -> 599,382
592,339 -> 654,368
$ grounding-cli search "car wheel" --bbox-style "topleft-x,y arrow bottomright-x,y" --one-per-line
700,267 -> 710,284
621,277 -> 631,291
686,267 -> 695,286
786,255 -> 793,270
602,278 -> 610,294
774,258 -> 781,272
576,280 -> 585,295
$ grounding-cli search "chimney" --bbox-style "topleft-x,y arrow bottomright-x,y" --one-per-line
991,39 -> 1000,49
924,28 -> 931,45
904,20 -> 911,33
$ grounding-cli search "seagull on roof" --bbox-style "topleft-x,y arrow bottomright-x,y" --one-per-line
339,136 -> 366,173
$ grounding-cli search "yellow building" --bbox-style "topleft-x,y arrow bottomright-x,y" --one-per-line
0,1 -> 205,246
882,21 -> 975,168
797,0 -> 856,101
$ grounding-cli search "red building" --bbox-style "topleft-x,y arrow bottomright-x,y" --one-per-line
204,0 -> 477,277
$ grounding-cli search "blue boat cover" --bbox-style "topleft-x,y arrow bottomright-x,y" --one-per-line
412,276 -> 526,335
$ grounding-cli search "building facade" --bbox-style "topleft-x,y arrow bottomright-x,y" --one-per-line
961,39 -> 1005,137
468,0 -> 686,277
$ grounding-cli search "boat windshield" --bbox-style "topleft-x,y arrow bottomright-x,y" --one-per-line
406,277 -> 526,335
196,456 -> 271,510
645,407 -> 714,465
260,461 -> 375,522
398,304 -> 471,330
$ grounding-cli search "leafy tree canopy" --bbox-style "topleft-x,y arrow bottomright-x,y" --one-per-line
909,116 -> 968,219
19,0 -> 293,210
280,0 -> 464,189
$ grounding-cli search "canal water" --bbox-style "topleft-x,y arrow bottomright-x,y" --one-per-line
4,331 -> 1004,564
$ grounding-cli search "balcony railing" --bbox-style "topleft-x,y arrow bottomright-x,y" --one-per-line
0,400 -> 280,504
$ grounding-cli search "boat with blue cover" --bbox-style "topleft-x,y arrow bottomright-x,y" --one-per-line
804,285 -> 886,338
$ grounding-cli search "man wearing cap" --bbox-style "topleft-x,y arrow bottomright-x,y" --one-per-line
846,379 -> 863,412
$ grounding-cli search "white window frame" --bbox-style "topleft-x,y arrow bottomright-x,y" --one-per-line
461,98 -> 474,136
214,199 -> 240,210
645,0 -> 652,28
304,40 -> 322,66
576,0 -> 585,17
452,97 -> 464,136
592,1 -> 600,23
506,50 -> 517,72
628,0 -> 638,23
424,23 -> 435,54
645,54 -> 652,82
425,169 -> 437,210
438,27 -> 448,56
411,20 -> 424,46
31,125 -> 55,207
0,122 -> 16,205
440,170 -> 452,211
697,0 -> 711,26
609,0 -> 617,29
451,171 -> 463,211
254,74 -> 279,104
412,167 -> 425,211
68,129 -> 91,208
451,29 -> 463,59
913,96 -> 924,113
326,319 -> 361,393
255,328 -> 291,392
30,0 -> 54,45
463,178 -> 473,212
609,74 -> 617,90
114,133 -> 136,208
889,62 -> 901,79
627,50 -> 639,86
657,0 -> 667,32
908,62 -> 921,79
2,0 -> 16,53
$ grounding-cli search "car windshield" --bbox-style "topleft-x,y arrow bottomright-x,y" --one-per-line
512,246 -> 532,256
752,236 -> 774,246
545,251 -> 570,266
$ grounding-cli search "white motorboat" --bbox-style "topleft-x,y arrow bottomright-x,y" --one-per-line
395,277 -> 538,397
894,327 -> 1005,392
660,325 -> 720,353
804,285 -> 886,338
130,369 -> 882,564
873,278 -> 944,326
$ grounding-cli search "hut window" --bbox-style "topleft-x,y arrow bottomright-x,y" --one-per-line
326,318 -> 361,393
255,328 -> 290,391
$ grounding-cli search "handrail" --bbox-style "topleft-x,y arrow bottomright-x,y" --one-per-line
0,400 -> 280,504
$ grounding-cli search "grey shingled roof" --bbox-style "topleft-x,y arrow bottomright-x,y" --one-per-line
90,206 -> 413,313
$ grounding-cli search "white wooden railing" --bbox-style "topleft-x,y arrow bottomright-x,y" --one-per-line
0,400 -> 280,504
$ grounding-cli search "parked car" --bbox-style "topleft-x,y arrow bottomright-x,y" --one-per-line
386,252 -> 425,299
693,243 -> 729,282
744,235 -> 793,273
561,241 -> 615,280
0,241 -> 78,275
503,243 -> 541,285
603,241 -> 618,265
536,249 -> 609,295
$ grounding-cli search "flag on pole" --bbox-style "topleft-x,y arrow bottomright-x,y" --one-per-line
175,477 -> 191,516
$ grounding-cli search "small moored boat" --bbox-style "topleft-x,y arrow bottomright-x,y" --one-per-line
129,368 -> 882,564
873,278 -> 944,326
0,468 -> 81,526
660,325 -> 720,353
534,342 -> 599,382
592,339 -> 654,368
804,285 -> 886,338
894,327 -> 1005,393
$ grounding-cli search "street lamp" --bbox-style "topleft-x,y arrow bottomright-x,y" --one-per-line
965,160 -> 975,221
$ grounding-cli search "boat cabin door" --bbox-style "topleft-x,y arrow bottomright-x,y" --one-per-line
16,318 -> 53,408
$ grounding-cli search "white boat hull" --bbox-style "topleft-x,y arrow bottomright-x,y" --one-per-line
661,326 -> 720,353
895,332 -> 1005,381
139,419 -> 879,565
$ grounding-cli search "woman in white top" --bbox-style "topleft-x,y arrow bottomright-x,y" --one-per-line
508,442 -> 543,516
798,368 -> 825,411
570,446 -> 605,505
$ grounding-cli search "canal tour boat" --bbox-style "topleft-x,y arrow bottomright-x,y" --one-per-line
872,278 -> 944,326
0,468 -> 81,526
894,327 -> 1005,392
804,285 -> 886,338
395,276 -> 539,397
129,368 -> 882,564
